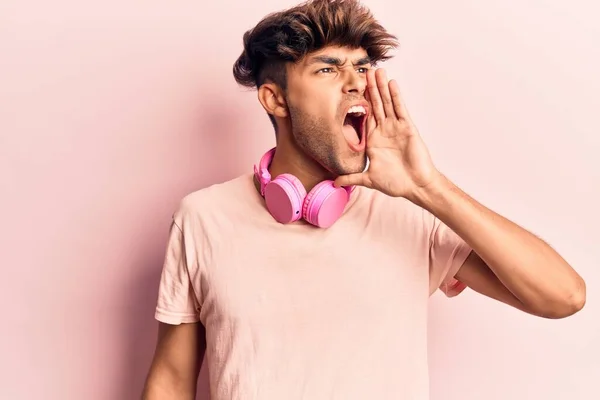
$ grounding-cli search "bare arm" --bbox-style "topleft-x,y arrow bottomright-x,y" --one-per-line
330,67 -> 585,319
141,322 -> 206,400
415,174 -> 586,319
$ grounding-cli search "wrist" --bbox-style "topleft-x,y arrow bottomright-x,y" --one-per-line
409,172 -> 454,213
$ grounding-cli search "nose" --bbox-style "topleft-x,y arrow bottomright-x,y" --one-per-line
342,69 -> 366,95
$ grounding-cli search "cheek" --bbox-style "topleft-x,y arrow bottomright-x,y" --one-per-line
310,94 -> 338,120
288,82 -> 339,123
295,96 -> 330,121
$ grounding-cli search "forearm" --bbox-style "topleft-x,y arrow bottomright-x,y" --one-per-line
413,173 -> 586,316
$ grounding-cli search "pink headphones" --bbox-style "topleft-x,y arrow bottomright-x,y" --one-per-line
254,147 -> 355,228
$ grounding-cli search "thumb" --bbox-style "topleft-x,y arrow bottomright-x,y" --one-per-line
334,172 -> 370,188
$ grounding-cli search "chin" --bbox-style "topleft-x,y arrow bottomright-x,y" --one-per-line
345,162 -> 367,175
332,152 -> 367,175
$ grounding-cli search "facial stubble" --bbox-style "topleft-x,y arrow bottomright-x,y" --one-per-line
288,104 -> 366,177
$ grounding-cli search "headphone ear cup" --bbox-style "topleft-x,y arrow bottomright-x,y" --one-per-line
303,180 -> 349,228
264,173 -> 307,223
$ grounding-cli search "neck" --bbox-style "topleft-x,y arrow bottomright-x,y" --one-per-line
267,137 -> 331,193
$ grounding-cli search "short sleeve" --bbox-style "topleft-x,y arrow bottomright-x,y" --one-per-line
154,218 -> 201,325
428,216 -> 473,297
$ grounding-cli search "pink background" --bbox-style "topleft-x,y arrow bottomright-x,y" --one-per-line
1,1 -> 598,399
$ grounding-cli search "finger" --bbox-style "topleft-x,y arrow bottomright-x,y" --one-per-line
388,79 -> 410,121
364,91 -> 377,142
334,172 -> 371,188
375,68 -> 396,119
366,69 -> 385,125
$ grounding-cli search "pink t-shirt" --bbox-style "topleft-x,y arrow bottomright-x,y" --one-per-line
155,173 -> 472,400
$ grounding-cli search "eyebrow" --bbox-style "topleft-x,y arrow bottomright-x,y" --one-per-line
306,55 -> 372,67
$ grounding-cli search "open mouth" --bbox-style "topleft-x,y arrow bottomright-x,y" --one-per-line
342,105 -> 367,147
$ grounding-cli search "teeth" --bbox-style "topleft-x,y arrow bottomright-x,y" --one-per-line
347,105 -> 366,115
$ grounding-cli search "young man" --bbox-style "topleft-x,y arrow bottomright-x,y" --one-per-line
142,0 -> 586,399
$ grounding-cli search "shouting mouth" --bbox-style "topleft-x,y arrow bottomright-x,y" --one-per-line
342,104 -> 368,151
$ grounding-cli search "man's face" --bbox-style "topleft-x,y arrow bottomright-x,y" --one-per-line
284,45 -> 371,176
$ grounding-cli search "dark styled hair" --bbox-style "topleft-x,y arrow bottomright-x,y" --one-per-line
232,0 -> 399,130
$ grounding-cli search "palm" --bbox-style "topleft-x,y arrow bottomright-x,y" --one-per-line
366,125 -> 437,195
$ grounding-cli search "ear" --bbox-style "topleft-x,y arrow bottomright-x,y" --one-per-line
257,83 -> 288,119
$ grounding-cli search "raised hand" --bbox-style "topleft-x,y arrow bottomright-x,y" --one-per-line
335,68 -> 441,201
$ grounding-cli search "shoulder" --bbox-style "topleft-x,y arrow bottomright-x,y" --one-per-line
172,173 -> 255,229
354,187 -> 438,247
360,187 -> 432,225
